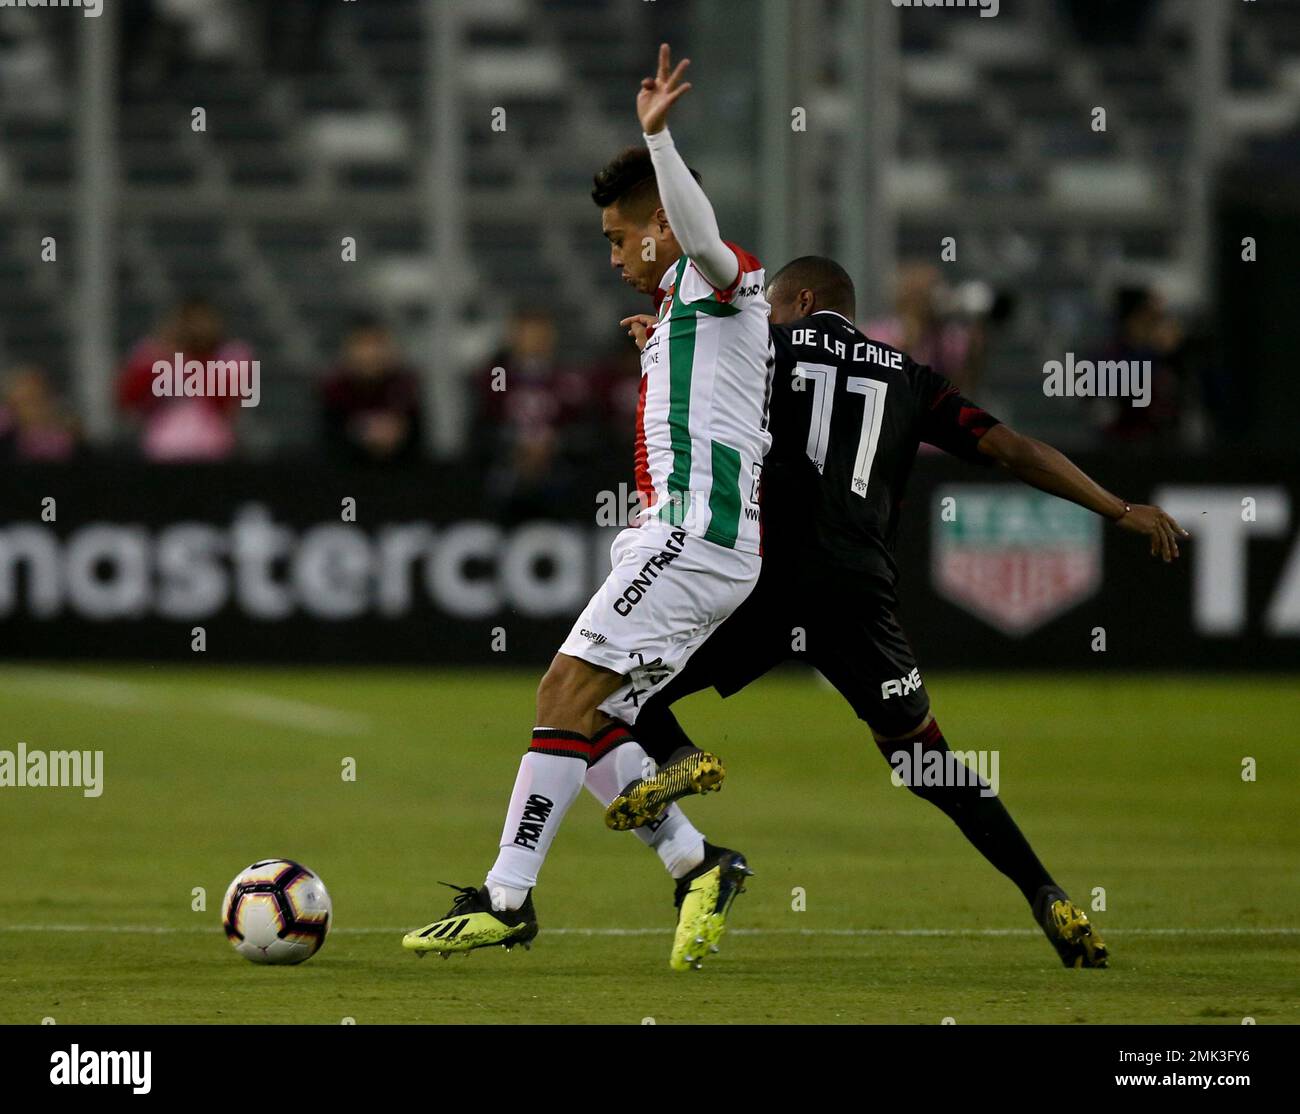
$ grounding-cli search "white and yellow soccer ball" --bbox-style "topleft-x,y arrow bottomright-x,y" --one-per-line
221,859 -> 331,965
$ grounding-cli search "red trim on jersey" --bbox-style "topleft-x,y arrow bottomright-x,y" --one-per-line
958,404 -> 995,437
929,383 -> 960,410
696,242 -> 761,303
633,372 -> 652,508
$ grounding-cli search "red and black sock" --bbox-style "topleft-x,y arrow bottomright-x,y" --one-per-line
589,722 -> 635,765
527,727 -> 594,763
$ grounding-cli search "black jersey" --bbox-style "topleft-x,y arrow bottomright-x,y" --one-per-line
762,310 -> 1000,580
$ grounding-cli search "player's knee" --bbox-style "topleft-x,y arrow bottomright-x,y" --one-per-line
870,713 -> 954,801
870,711 -> 934,749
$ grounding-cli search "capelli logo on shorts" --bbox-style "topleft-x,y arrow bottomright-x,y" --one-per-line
579,629 -> 607,645
881,668 -> 922,700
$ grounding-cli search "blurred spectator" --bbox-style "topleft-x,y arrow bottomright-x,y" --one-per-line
320,318 -> 422,465
472,309 -> 591,521
577,340 -> 642,473
1099,286 -> 1186,447
116,297 -> 253,461
0,365 -> 80,463
866,263 -> 981,394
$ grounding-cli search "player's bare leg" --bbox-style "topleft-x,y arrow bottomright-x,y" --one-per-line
873,713 -> 1108,969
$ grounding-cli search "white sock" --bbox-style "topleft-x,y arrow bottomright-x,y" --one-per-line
487,882 -> 529,913
486,743 -> 588,909
646,810 -> 707,879
584,737 -> 706,879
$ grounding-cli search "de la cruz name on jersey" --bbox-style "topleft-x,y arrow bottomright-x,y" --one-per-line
762,310 -> 1000,579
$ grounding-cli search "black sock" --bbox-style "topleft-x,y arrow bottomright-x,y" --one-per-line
877,720 -> 1055,907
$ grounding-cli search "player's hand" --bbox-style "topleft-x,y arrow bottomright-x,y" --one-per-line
620,314 -> 657,351
637,43 -> 691,135
1115,503 -> 1189,563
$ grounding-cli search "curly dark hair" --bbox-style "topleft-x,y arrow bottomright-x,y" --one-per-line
769,256 -> 857,319
591,145 -> 702,219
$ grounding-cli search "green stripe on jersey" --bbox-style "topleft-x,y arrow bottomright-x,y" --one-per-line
660,259 -> 695,527
683,298 -> 740,318
704,440 -> 742,549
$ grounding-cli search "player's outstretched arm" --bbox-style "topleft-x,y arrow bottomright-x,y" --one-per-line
976,424 -> 1190,562
637,43 -> 738,291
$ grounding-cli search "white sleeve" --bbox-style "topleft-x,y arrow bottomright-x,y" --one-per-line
644,129 -> 739,293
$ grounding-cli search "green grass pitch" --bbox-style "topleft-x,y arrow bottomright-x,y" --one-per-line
1,664 -> 1296,1025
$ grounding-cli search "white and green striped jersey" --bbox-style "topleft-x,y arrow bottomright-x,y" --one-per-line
634,243 -> 772,554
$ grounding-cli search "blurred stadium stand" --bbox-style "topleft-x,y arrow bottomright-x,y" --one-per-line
1,0 -> 1299,456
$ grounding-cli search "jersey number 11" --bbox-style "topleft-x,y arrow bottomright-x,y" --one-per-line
794,362 -> 889,499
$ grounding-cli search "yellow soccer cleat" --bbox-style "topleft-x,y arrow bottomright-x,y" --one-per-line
403,882 -> 538,956
1035,886 -> 1109,968
604,748 -> 726,831
669,844 -> 752,972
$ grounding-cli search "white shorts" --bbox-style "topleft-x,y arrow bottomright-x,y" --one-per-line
558,520 -> 761,724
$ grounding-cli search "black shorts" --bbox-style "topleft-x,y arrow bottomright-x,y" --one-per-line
645,551 -> 931,740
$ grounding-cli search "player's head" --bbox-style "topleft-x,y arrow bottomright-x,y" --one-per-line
342,316 -> 396,377
592,146 -> 700,295
172,295 -> 225,352
767,256 -> 856,325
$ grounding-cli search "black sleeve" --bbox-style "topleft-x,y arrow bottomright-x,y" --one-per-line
908,359 -> 1000,464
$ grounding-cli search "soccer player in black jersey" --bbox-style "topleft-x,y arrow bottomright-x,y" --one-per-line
609,255 -> 1189,970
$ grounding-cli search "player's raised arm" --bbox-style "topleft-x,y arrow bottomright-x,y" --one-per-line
637,43 -> 739,292
976,424 -> 1190,563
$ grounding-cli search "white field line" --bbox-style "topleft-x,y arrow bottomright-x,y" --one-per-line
0,925 -> 1296,938
204,689 -> 371,736
0,668 -> 371,737
0,668 -> 149,708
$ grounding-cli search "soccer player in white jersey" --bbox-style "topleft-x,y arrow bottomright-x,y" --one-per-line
403,44 -> 770,959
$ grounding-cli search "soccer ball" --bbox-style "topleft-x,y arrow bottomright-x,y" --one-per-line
221,859 -> 331,965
